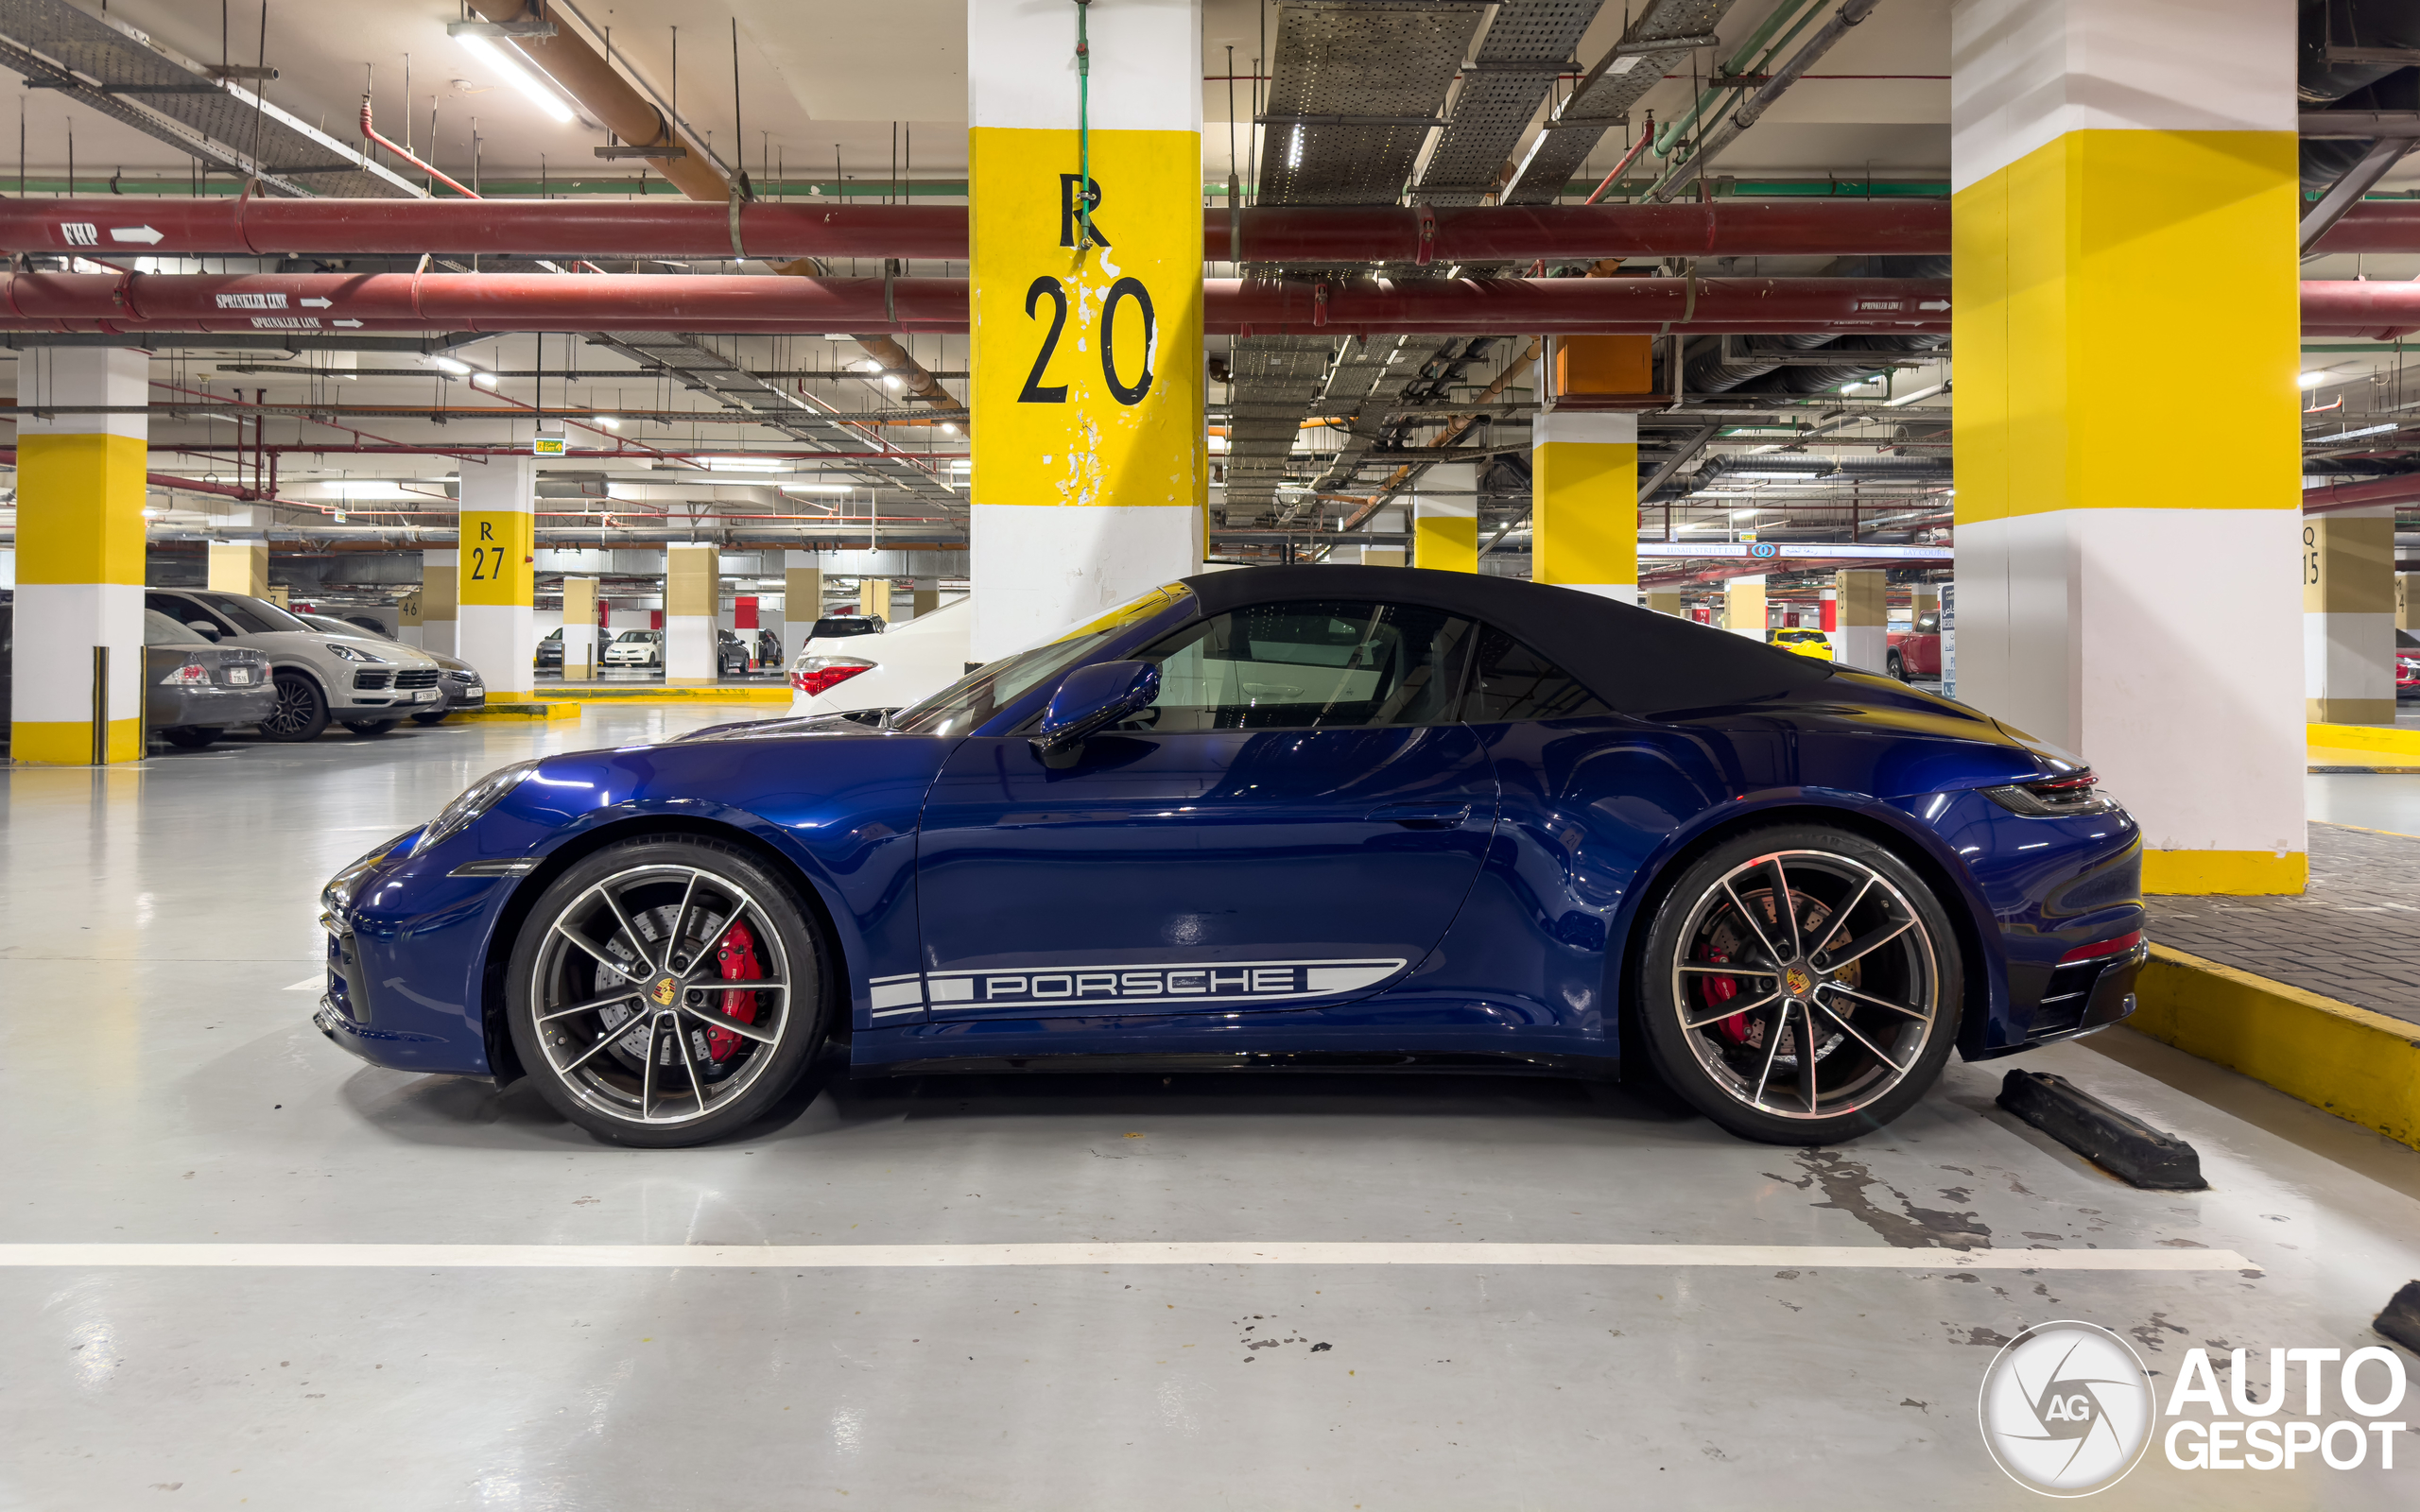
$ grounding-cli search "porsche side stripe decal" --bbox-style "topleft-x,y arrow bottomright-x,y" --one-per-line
896,958 -> 1409,1014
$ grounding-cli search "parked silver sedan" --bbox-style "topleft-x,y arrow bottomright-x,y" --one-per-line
143,589 -> 446,741
143,610 -> 274,747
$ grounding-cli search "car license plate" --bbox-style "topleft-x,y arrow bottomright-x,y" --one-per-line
413,689 -> 436,702
225,667 -> 253,685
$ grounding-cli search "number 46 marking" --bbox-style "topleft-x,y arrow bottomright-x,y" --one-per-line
1019,274 -> 1156,407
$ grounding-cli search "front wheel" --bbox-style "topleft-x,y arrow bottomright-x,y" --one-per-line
342,718 -> 399,736
256,672 -> 330,742
504,836 -> 830,1146
1885,650 -> 1907,681
1636,825 -> 1962,1144
161,726 -> 221,749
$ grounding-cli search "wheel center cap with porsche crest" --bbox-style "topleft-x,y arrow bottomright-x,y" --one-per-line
650,974 -> 681,1007
1784,964 -> 1812,998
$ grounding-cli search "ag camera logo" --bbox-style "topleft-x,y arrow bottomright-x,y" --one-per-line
1978,1321 -> 2155,1496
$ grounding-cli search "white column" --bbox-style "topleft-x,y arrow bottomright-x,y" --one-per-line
455,455 -> 535,696
1363,507 -> 1407,567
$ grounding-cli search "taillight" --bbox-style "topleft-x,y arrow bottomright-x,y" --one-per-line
158,659 -> 209,686
1980,768 -> 2121,817
2057,930 -> 2143,965
792,655 -> 875,696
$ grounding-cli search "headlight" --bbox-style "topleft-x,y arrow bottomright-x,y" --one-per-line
327,643 -> 389,663
1980,768 -> 2122,817
421,760 -> 540,848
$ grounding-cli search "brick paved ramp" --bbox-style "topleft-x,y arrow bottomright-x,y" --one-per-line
2146,822 -> 2420,1026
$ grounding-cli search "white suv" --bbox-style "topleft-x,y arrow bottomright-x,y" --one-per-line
144,589 -> 447,741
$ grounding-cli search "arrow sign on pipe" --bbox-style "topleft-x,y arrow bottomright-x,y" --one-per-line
301,297 -> 333,308
110,225 -> 164,245
331,319 -> 363,327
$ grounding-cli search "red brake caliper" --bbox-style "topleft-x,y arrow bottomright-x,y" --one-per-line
1697,944 -> 1751,1043
706,920 -> 763,1062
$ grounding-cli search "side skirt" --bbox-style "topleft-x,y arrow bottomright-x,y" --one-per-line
848,1049 -> 1623,1080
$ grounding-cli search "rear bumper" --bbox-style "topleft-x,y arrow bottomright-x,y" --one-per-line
148,681 -> 275,729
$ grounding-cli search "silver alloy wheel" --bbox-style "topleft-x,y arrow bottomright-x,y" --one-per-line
1667,848 -> 1940,1123
527,863 -> 794,1127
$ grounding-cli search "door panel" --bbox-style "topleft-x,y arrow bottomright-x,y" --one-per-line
913,725 -> 1497,1019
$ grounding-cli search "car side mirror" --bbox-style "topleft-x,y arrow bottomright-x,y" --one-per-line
185,620 -> 222,643
1030,660 -> 1159,768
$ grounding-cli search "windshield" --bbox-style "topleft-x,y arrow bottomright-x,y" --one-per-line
194,591 -> 313,635
890,584 -> 1189,738
615,630 -> 660,643
143,609 -> 203,645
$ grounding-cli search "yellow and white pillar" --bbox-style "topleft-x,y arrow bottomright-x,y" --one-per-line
2398,570 -> 2416,631
456,456 -> 534,697
396,589 -> 424,649
860,576 -> 893,623
420,551 -> 458,656
1363,507 -> 1407,567
967,0 -> 1204,660
785,555 -> 824,658
1530,412 -> 1637,601
1725,576 -> 1767,642
1952,0 -> 2303,894
1644,586 -> 1681,617
11,347 -> 147,765
665,543 -> 720,682
2304,507 -> 2395,724
560,576 -> 598,679
1835,567 -> 1888,671
207,540 -> 268,596
1412,462 -> 1478,573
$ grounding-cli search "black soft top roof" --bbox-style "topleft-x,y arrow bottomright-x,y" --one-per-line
1178,565 -> 1829,716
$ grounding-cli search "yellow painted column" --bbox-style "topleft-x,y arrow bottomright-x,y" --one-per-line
456,456 -> 534,696
665,543 -> 719,683
2397,570 -> 2416,630
1644,587 -> 1681,617
1412,462 -> 1478,574
560,576 -> 597,679
11,347 -> 147,765
860,577 -> 893,622
1724,576 -> 1767,643
2304,507 -> 2395,724
1530,413 -> 1637,601
421,550 -> 458,657
207,541 -> 268,596
784,557 -> 825,659
1953,0 -> 2302,895
1835,568 -> 1887,671
967,0 -> 1203,660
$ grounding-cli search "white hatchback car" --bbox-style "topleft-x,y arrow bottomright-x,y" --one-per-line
603,628 -> 664,667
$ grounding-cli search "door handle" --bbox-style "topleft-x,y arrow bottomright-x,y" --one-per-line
1366,801 -> 1472,829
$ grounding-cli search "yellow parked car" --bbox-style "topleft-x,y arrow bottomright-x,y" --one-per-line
1770,627 -> 1835,661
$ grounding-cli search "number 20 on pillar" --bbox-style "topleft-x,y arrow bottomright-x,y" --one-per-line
969,127 -> 1204,512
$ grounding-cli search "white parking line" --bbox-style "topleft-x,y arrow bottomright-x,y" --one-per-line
283,976 -> 323,991
0,1243 -> 2260,1272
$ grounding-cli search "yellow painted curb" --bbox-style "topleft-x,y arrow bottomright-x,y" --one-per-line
2308,721 -> 2420,757
451,702 -> 582,722
532,686 -> 790,704
2130,943 -> 2420,1150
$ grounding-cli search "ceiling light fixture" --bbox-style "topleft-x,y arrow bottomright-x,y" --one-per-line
453,33 -> 576,124
782,483 -> 854,494
594,416 -> 621,430
429,356 -> 472,376
2297,370 -> 2335,387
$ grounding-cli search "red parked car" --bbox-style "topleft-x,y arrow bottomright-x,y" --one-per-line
1886,610 -> 1942,681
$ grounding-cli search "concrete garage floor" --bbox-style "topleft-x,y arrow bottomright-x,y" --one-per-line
4,714 -> 2417,1510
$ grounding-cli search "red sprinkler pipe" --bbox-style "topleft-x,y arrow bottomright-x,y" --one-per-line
0,197 -> 1951,264
0,271 -> 1955,335
358,99 -> 479,200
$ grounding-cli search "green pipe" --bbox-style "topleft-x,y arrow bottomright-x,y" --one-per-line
1653,0 -> 1817,157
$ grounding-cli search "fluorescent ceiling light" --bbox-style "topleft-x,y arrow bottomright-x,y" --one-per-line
851,358 -> 882,373
884,375 -> 904,390
2298,370 -> 2335,387
941,422 -> 960,435
782,483 -> 854,494
1884,382 -> 1947,408
454,33 -> 576,124
324,480 -> 425,500
594,416 -> 621,430
472,371 -> 497,387
429,356 -> 472,376
697,456 -> 786,472
1287,125 -> 1305,170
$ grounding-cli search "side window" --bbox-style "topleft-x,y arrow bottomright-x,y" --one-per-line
1461,626 -> 1615,723
147,593 -> 229,635
1132,600 -> 1476,731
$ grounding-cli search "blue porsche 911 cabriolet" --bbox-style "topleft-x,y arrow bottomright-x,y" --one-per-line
316,566 -> 2147,1147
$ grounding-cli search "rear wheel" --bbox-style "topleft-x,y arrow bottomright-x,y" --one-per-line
505,836 -> 829,1146
342,718 -> 399,736
256,672 -> 329,742
1637,825 -> 1962,1144
162,726 -> 221,749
